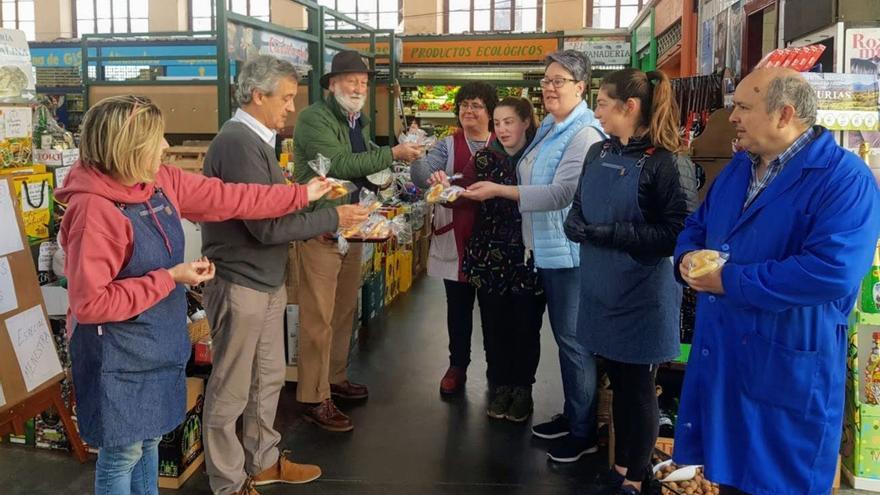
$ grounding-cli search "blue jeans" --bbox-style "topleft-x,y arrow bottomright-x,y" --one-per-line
95,437 -> 161,495
540,267 -> 597,441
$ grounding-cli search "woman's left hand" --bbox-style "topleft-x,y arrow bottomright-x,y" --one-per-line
461,181 -> 501,201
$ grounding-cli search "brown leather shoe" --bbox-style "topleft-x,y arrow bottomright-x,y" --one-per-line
440,366 -> 467,395
252,451 -> 322,486
330,380 -> 369,400
234,478 -> 260,495
303,399 -> 354,432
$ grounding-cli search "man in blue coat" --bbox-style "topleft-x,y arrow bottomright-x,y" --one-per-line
674,67 -> 880,495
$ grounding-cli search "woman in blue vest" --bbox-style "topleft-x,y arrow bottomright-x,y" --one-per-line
463,50 -> 605,463
565,68 -> 697,495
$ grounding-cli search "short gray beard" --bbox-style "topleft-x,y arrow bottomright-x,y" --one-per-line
335,92 -> 365,114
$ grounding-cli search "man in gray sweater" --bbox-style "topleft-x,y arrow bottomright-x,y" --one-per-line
200,55 -> 368,495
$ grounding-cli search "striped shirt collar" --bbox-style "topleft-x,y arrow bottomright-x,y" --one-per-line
743,127 -> 818,210
347,112 -> 362,130
231,108 -> 276,148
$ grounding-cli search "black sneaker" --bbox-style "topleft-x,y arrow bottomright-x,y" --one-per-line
589,468 -> 626,493
487,386 -> 513,419
547,434 -> 599,463
532,414 -> 570,439
505,386 -> 533,422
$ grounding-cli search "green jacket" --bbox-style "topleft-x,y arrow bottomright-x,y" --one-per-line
293,94 -> 394,211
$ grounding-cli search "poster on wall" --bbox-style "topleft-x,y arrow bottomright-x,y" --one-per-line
713,9 -> 729,73
0,29 -> 34,103
226,22 -> 312,76
843,28 -> 880,150
802,73 -> 880,132
727,1 -> 744,79
845,28 -> 880,75
700,20 -> 714,75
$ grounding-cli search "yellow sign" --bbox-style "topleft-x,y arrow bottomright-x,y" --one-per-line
403,38 -> 558,64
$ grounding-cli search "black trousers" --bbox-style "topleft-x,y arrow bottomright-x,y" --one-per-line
606,358 -> 660,484
444,279 -> 477,368
478,289 -> 547,387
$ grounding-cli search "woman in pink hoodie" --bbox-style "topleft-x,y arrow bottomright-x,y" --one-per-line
54,95 -> 330,495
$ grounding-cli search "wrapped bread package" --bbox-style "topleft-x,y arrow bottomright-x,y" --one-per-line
688,249 -> 729,278
307,152 -> 356,200
425,184 -> 465,204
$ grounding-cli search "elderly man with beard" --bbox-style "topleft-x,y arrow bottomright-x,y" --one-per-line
293,50 -> 422,431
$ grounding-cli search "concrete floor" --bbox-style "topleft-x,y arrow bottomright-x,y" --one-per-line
0,276 -> 872,495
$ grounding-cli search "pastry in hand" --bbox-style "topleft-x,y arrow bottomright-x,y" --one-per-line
426,183 -> 444,203
689,250 -> 723,278
326,180 -> 351,200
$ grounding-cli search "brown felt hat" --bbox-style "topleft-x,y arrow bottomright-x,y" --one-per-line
320,50 -> 373,89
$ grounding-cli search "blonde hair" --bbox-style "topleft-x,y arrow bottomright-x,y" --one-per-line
80,95 -> 166,183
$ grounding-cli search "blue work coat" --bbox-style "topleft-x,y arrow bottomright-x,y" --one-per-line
672,128 -> 880,495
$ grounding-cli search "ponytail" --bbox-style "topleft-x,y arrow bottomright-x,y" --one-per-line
646,70 -> 681,152
600,68 -> 682,152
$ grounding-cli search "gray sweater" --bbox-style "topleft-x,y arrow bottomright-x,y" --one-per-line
201,121 -> 338,292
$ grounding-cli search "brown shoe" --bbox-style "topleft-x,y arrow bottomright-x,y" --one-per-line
234,478 -> 260,495
252,451 -> 322,486
303,399 -> 354,432
330,380 -> 369,400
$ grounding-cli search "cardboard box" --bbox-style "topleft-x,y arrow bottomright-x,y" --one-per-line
844,311 -> 880,483
361,271 -> 385,325
399,250 -> 413,293
158,377 -> 204,484
285,305 -> 299,367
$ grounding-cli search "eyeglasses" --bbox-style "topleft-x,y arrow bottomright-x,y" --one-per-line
459,102 -> 486,111
539,77 -> 578,89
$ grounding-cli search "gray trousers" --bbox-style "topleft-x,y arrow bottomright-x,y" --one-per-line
202,277 -> 287,495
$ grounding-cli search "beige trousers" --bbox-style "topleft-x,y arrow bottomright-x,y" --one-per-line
295,238 -> 363,404
202,277 -> 287,495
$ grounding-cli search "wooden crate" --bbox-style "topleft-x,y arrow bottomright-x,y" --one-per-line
164,145 -> 209,174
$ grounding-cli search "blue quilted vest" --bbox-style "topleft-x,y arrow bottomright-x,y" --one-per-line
519,100 -> 605,269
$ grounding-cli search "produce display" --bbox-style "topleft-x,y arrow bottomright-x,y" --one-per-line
654,461 -> 720,495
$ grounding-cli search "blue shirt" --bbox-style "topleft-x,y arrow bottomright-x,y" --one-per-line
744,127 -> 818,210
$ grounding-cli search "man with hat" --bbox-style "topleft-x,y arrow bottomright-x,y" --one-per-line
293,50 -> 422,431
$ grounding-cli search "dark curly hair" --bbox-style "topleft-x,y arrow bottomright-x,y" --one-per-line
454,81 -> 498,130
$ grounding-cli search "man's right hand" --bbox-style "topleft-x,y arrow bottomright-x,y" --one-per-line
392,142 -> 423,163
335,204 -> 370,230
